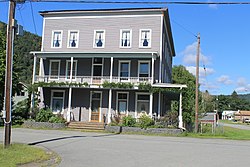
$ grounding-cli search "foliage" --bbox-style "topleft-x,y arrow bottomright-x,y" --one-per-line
137,114 -> 154,129
102,81 -> 134,89
49,114 -> 66,123
12,98 -> 30,125
122,115 -> 136,127
0,144 -> 50,167
110,115 -> 122,126
35,108 -> 54,122
32,81 -> 89,91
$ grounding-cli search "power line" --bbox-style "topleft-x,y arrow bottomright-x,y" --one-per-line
1,0 -> 250,5
29,1 -> 37,34
171,19 -> 197,38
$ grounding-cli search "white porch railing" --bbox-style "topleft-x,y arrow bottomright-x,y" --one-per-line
35,75 -> 152,85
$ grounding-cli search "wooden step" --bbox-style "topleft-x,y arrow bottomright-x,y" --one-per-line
67,122 -> 105,130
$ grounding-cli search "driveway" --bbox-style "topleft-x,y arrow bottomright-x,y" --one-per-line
1,128 -> 250,167
222,123 -> 250,130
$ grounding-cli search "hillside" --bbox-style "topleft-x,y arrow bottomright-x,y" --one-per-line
238,94 -> 250,103
0,21 -> 41,84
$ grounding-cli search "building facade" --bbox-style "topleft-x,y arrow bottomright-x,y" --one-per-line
31,8 -> 186,127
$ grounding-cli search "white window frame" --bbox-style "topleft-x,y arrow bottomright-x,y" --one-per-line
138,60 -> 151,78
93,30 -> 105,48
118,60 -> 131,82
120,29 -> 132,48
49,60 -> 61,80
51,30 -> 63,48
65,60 -> 78,80
135,92 -> 150,118
67,30 -> 79,48
139,29 -> 152,48
50,90 -> 65,114
116,92 -> 129,115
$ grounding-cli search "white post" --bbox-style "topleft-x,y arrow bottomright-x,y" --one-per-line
158,92 -> 161,119
38,58 -> 44,107
67,57 -> 74,122
151,54 -> 154,84
110,57 -> 113,82
108,89 -> 112,123
159,55 -> 162,83
178,89 -> 183,129
149,93 -> 153,117
30,54 -> 37,113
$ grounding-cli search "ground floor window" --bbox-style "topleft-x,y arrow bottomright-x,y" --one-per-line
51,90 -> 65,113
136,94 -> 150,115
117,92 -> 128,115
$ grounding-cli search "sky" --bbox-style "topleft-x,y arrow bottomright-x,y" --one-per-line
0,0 -> 250,95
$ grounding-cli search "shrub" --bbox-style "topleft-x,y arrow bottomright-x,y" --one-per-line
138,114 -> 154,129
122,115 -> 136,127
110,115 -> 122,126
12,98 -> 30,125
49,115 -> 66,123
35,109 -> 53,122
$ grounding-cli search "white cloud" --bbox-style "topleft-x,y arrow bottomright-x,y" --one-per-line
181,42 -> 211,66
217,75 -> 233,85
185,66 -> 215,77
237,77 -> 247,87
235,78 -> 250,93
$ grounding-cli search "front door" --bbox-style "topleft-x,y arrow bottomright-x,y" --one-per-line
91,92 -> 101,122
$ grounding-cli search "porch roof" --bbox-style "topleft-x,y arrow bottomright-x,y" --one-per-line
30,51 -> 159,59
152,83 -> 187,89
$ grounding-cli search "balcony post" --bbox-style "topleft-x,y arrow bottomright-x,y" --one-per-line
178,88 -> 183,129
67,57 -> 74,122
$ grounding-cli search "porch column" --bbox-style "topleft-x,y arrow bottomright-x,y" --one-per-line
67,57 -> 74,122
151,54 -> 155,84
38,58 -> 44,107
159,54 -> 162,83
158,92 -> 161,119
108,89 -> 112,123
30,54 -> 37,114
178,88 -> 183,129
110,57 -> 113,82
149,93 -> 153,117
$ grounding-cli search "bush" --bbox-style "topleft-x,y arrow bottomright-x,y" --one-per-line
35,109 -> 53,122
122,115 -> 136,127
12,98 -> 30,125
49,115 -> 66,123
138,114 -> 154,129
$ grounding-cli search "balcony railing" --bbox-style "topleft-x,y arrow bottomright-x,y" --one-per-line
35,75 -> 152,85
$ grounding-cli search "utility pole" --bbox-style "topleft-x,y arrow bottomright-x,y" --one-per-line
195,33 -> 200,133
3,0 -> 17,148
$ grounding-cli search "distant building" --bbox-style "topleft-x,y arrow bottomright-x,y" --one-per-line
234,110 -> 250,121
13,82 -> 29,105
222,110 -> 237,120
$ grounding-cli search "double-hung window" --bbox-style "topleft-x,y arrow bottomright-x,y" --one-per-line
139,29 -> 151,48
52,30 -> 62,48
66,60 -> 77,80
136,93 -> 150,115
119,61 -> 130,81
120,29 -> 132,48
117,92 -> 129,115
51,90 -> 65,113
49,60 -> 60,80
138,61 -> 150,81
68,30 -> 79,48
94,30 -> 105,48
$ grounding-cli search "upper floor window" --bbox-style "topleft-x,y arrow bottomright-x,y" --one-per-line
49,60 -> 60,80
68,30 -> 79,48
139,29 -> 151,48
94,30 -> 105,48
119,61 -> 130,81
120,29 -> 132,48
138,61 -> 150,78
51,30 -> 62,48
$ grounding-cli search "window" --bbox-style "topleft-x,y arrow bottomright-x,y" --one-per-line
51,91 -> 64,113
119,61 -> 130,81
117,92 -> 129,114
49,60 -> 60,80
139,29 -> 151,48
52,31 -> 62,48
138,61 -> 150,78
68,30 -> 79,48
136,94 -> 150,115
120,29 -> 132,48
94,30 -> 105,48
66,60 -> 77,80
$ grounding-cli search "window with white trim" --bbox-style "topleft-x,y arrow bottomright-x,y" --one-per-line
137,94 -> 150,115
66,60 -> 77,80
119,61 -> 130,81
51,91 -> 64,113
138,61 -> 150,78
117,92 -> 128,114
94,30 -> 105,48
68,30 -> 79,48
139,29 -> 151,48
52,31 -> 62,48
49,60 -> 60,80
120,29 -> 132,48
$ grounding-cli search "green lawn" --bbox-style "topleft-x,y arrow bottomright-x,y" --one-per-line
0,144 -> 51,167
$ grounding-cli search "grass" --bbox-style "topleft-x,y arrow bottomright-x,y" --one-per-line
0,143 -> 51,167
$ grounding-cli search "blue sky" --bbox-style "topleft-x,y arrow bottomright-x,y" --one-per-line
0,1 -> 250,95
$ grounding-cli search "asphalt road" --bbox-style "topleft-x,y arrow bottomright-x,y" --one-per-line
1,128 -> 250,167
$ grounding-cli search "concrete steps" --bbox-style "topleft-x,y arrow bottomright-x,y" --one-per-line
67,122 -> 105,130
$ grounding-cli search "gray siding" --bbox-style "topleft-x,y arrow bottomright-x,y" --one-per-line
42,16 -> 161,53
